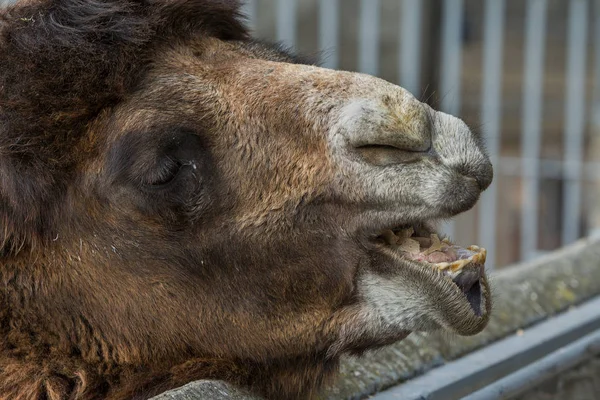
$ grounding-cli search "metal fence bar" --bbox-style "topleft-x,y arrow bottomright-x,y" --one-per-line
593,0 -> 600,129
319,0 -> 339,69
590,0 -> 600,238
276,0 -> 297,49
496,157 -> 600,181
593,0 -> 600,130
400,0 -> 423,96
520,0 -> 547,260
440,0 -> 464,116
562,0 -> 589,246
478,0 -> 505,270
464,329 -> 600,400
439,0 -> 464,240
358,0 -> 380,76
241,0 -> 257,32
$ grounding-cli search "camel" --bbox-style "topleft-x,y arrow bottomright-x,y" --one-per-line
0,0 -> 493,398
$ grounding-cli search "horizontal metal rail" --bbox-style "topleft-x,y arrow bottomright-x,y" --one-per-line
497,157 -> 600,181
371,295 -> 600,400
464,329 -> 600,399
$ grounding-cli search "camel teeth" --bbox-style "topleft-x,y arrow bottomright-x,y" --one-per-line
398,238 -> 420,254
448,269 -> 463,279
450,258 -> 469,272
424,234 -> 443,255
434,246 -> 487,275
381,229 -> 397,245
435,262 -> 450,270
471,248 -> 487,265
396,226 -> 414,238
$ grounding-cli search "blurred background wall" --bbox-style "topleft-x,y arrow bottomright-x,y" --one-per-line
243,0 -> 600,269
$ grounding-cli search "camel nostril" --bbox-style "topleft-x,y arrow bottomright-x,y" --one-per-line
454,162 -> 493,191
478,163 -> 494,190
354,144 -> 428,166
351,134 -> 432,153
338,98 -> 432,166
468,163 -> 493,191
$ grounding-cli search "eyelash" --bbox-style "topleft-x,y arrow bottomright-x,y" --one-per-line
146,158 -> 183,187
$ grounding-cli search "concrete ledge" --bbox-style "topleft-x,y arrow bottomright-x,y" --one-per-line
154,237 -> 600,400
153,381 -> 258,400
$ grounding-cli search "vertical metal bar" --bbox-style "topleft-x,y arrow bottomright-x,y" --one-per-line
593,0 -> 600,128
440,0 -> 464,116
590,0 -> 600,238
478,0 -> 506,269
520,0 -> 547,260
277,0 -> 297,49
400,0 -> 423,95
593,0 -> 600,129
359,0 -> 380,76
562,0 -> 589,246
439,0 -> 464,240
241,0 -> 257,32
319,0 -> 340,69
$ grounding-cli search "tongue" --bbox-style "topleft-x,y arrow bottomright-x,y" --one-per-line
416,247 -> 458,263
384,229 -> 477,264
410,243 -> 477,264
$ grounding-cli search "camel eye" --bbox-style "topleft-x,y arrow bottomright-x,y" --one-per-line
144,157 -> 183,187
107,129 -> 204,193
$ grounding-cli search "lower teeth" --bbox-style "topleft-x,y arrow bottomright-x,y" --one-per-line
382,228 -> 487,274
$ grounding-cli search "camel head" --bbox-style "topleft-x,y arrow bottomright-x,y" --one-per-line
0,0 -> 492,398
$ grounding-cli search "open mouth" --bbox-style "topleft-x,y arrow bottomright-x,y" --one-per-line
375,224 -> 489,319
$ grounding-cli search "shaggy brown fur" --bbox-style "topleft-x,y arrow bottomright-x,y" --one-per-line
0,0 -> 493,399
0,0 -> 247,254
